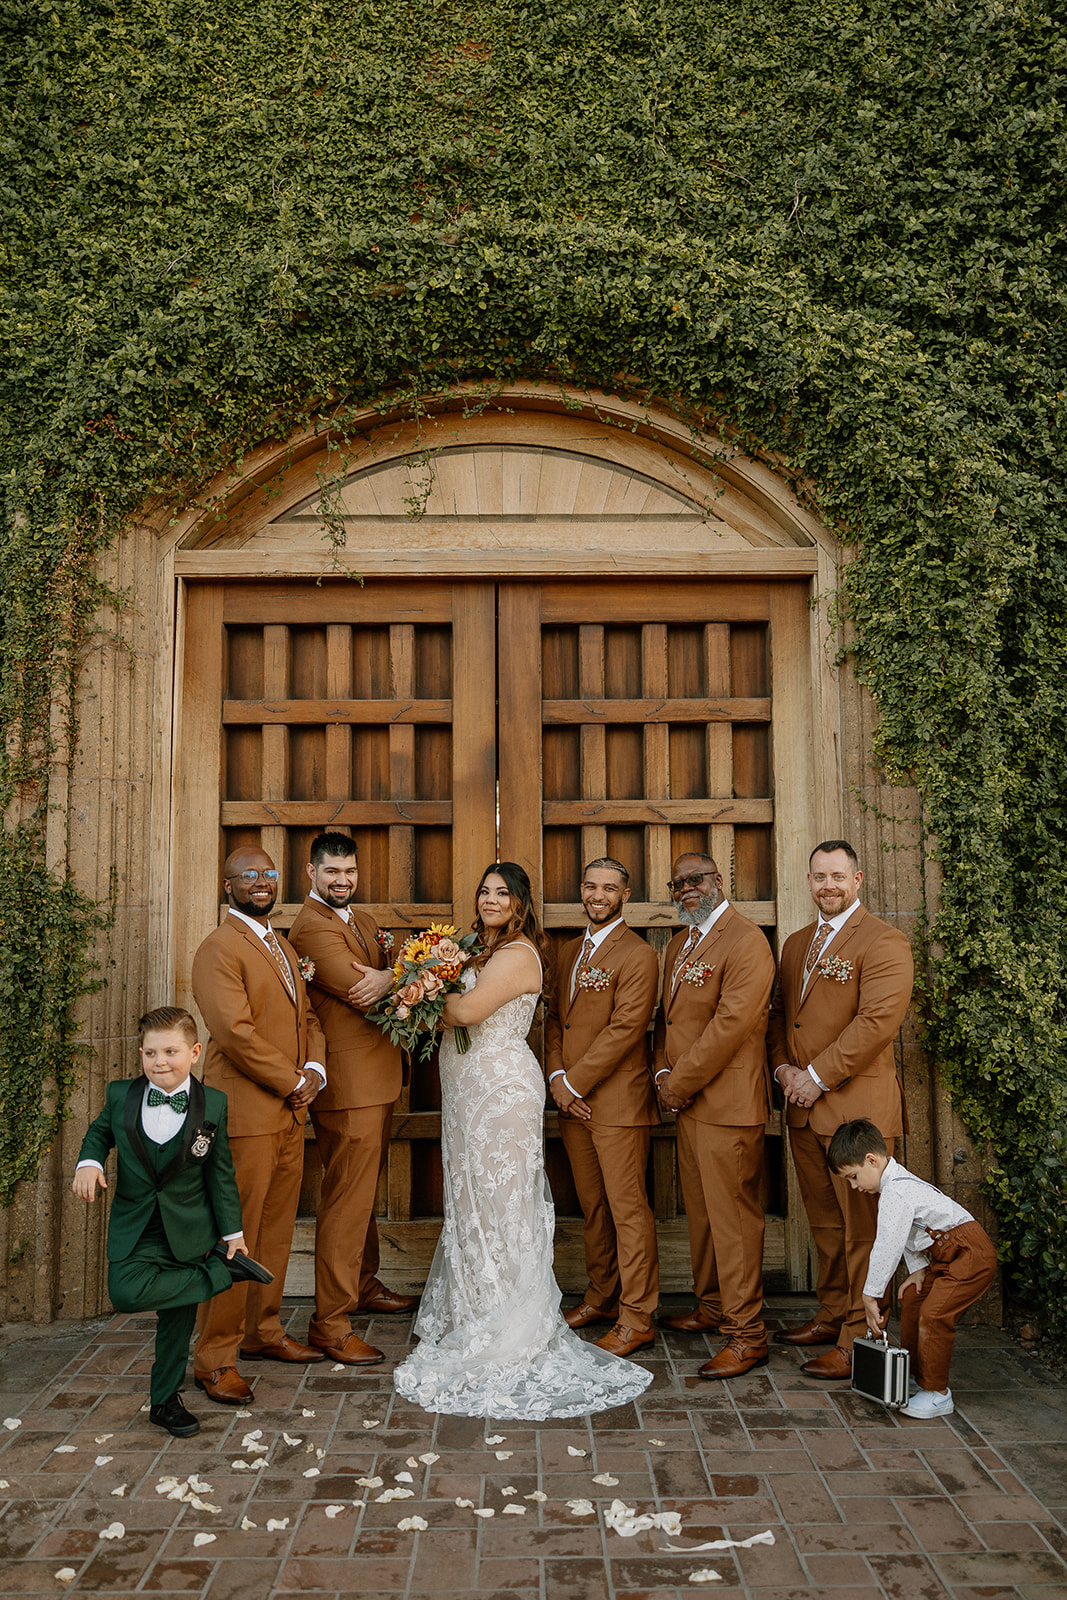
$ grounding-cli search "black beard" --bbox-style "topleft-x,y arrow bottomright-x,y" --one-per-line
229,892 -> 275,920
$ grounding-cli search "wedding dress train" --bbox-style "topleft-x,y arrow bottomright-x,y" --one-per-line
394,971 -> 653,1419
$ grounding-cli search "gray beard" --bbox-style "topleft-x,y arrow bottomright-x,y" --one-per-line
678,893 -> 719,926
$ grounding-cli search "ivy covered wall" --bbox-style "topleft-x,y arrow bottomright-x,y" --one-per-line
1,0 -> 1065,1329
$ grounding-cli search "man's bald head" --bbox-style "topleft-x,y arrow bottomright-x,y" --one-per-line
223,845 -> 278,920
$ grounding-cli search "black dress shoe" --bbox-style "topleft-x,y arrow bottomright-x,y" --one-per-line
210,1243 -> 274,1284
150,1392 -> 200,1438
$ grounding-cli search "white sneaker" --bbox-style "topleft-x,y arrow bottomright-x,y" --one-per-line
901,1387 -> 953,1419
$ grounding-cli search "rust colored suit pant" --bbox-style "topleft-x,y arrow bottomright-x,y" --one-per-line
675,1116 -> 766,1344
195,1121 -> 304,1370
899,1220 -> 997,1392
789,1122 -> 896,1349
308,1103 -> 392,1345
559,1117 -> 658,1333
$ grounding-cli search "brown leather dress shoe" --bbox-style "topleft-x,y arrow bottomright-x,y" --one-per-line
697,1338 -> 769,1379
193,1367 -> 254,1405
800,1344 -> 853,1380
564,1302 -> 618,1329
309,1332 -> 385,1366
594,1323 -> 656,1358
774,1317 -> 841,1347
357,1283 -> 420,1315
659,1307 -> 721,1333
239,1333 -> 326,1363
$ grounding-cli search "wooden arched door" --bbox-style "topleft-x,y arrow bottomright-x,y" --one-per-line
174,572 -> 815,1293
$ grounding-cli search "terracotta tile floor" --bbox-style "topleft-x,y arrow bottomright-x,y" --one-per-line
1,1298 -> 1065,1598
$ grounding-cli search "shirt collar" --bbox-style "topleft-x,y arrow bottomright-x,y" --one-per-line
583,915 -> 625,952
684,898 -> 731,942
143,1075 -> 191,1100
878,1155 -> 902,1192
310,887 -> 351,924
228,906 -> 273,940
819,897 -> 862,935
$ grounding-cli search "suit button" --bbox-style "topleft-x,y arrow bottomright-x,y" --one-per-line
666,1020 -> 672,1026
564,1023 -> 570,1030
794,1022 -> 800,1029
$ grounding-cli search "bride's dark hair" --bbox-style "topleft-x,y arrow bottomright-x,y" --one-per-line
472,861 -> 549,976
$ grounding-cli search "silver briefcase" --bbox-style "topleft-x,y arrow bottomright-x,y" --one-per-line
851,1332 -> 910,1408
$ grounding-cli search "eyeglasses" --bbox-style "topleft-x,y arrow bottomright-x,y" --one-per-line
667,871 -> 714,894
234,869 -> 279,883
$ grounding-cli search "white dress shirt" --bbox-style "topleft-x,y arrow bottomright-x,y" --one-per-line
776,896 -> 863,1092
549,916 -> 627,1098
228,908 -> 326,1085
309,887 -> 351,924
863,1158 -> 976,1296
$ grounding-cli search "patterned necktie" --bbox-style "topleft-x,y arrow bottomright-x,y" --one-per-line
672,927 -> 701,991
805,921 -> 833,977
263,925 -> 297,1001
571,934 -> 595,998
146,1088 -> 189,1113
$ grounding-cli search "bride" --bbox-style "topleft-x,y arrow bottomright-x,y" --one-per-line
394,862 -> 653,1419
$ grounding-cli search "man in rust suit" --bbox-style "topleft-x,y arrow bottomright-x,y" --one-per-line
769,839 -> 914,1378
654,851 -> 776,1380
544,858 -> 661,1359
288,832 -> 417,1367
192,845 -> 329,1405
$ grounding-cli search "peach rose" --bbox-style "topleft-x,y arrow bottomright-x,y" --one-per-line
434,938 -> 462,965
421,972 -> 443,999
398,980 -> 424,1007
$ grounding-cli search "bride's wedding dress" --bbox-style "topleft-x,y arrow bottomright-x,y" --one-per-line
394,966 -> 653,1419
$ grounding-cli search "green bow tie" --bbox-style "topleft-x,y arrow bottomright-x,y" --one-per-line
146,1088 -> 189,1113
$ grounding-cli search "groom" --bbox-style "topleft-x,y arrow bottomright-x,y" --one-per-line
544,858 -> 660,1358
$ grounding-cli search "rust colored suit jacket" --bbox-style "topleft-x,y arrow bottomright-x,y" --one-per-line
544,922 -> 660,1127
192,913 -> 327,1138
287,897 -> 402,1112
766,902 -> 914,1138
653,906 -> 775,1127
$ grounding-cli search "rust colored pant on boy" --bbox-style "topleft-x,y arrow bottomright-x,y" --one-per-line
899,1220 -> 997,1392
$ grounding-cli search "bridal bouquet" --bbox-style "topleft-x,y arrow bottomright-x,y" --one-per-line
368,923 -> 481,1060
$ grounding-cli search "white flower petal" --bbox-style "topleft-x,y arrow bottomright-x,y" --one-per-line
374,1488 -> 414,1503
567,1499 -> 595,1517
485,1434 -> 506,1445
395,1470 -> 414,1483
110,1485 -> 127,1498
649,1438 -> 666,1446
567,1446 -> 587,1457
301,1409 -> 316,1418
502,1504 -> 526,1515
356,1476 -> 383,1488
324,1505 -> 346,1519
361,1418 -> 381,1429
525,1490 -> 548,1502
418,1452 -> 439,1465
315,1449 -> 326,1460
98,1521 -> 125,1541
472,1507 -> 495,1518
266,1517 -> 290,1531
405,1456 -> 420,1468
188,1476 -> 212,1494
689,1571 -> 723,1585
397,1515 -> 428,1531
332,1363 -> 346,1372
232,1460 -> 250,1471
303,1468 -> 321,1478
54,1446 -> 76,1455
235,1409 -> 252,1417
283,1433 -> 302,1446
94,1434 -> 113,1444
494,1450 -> 513,1460
500,1486 -> 517,1496
193,1533 -> 216,1547
190,1497 -> 221,1514
455,1497 -> 475,1508
94,1455 -> 113,1467
240,1517 -> 257,1531
242,1429 -> 264,1443
592,1473 -> 619,1486
55,1569 -> 76,1584
249,1459 -> 266,1472
2,1419 -> 21,1431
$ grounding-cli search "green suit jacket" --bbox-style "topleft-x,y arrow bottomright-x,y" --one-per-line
77,1077 -> 243,1263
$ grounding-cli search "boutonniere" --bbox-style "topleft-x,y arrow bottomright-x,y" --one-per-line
376,928 -> 395,956
576,965 -> 613,992
679,960 -> 715,986
296,955 -> 315,982
817,955 -> 853,984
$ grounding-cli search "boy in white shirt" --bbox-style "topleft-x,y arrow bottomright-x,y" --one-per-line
827,1118 -> 996,1419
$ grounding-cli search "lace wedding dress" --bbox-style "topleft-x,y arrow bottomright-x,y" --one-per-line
394,966 -> 653,1419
